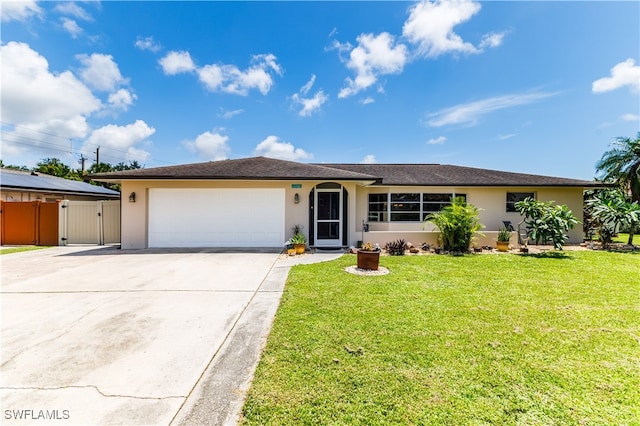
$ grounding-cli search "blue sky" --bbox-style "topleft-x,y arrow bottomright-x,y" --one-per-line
1,1 -> 639,180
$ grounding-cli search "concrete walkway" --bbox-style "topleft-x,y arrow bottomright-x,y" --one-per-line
172,250 -> 342,426
0,246 -> 342,426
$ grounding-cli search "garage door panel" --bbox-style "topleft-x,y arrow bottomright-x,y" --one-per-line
149,189 -> 284,248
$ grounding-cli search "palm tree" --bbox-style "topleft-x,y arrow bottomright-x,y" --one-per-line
596,133 -> 640,244
596,133 -> 640,203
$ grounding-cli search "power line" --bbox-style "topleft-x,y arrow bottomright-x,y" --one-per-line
1,121 -> 74,141
1,132 -> 74,151
0,139 -> 75,155
1,121 -> 175,166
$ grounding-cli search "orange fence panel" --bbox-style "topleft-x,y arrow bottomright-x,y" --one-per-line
37,202 -> 59,246
0,201 -> 59,246
1,201 -> 37,245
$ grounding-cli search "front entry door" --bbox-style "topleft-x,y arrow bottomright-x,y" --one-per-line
315,186 -> 342,247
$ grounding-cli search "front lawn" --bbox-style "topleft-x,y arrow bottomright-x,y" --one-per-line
0,246 -> 50,255
242,251 -> 639,425
613,233 -> 640,245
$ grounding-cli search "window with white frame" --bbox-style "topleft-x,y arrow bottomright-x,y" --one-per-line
506,192 -> 534,212
368,193 -> 466,222
391,193 -> 421,222
368,193 -> 388,222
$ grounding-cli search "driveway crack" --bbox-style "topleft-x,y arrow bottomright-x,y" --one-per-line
0,385 -> 185,401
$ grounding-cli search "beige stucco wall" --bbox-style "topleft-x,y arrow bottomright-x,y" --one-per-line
120,180 -> 586,249
120,179 -> 353,249
352,186 -> 585,247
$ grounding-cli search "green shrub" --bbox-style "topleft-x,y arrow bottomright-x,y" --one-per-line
384,239 -> 407,255
425,197 -> 483,253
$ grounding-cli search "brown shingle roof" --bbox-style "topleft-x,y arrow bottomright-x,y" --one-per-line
90,156 -> 600,187
318,163 -> 600,187
89,156 -> 378,182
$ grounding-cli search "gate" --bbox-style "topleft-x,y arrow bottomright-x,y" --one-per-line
1,200 -> 120,246
60,200 -> 121,245
0,201 -> 59,246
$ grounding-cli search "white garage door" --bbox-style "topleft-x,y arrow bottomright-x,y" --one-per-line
148,188 -> 285,248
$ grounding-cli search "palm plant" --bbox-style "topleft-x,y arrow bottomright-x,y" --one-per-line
586,189 -> 640,247
425,197 -> 483,253
596,133 -> 640,244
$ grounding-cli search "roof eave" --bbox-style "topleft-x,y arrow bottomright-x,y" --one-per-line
90,175 -> 379,183
1,186 -> 120,197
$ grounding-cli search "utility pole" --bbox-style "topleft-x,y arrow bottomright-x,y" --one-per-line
78,154 -> 87,173
95,146 -> 100,165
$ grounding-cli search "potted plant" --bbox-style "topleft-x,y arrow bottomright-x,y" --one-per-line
290,232 -> 307,254
284,239 -> 296,256
496,227 -> 511,252
357,242 -> 380,270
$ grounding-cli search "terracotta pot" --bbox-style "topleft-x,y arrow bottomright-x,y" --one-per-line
294,244 -> 306,254
287,248 -> 296,256
496,241 -> 509,252
357,250 -> 380,270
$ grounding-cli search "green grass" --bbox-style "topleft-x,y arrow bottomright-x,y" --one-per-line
613,233 -> 640,245
0,246 -> 50,255
242,251 -> 639,425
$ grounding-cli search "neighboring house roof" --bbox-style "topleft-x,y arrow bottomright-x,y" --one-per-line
319,163 -> 601,187
89,156 -> 600,188
90,156 -> 379,182
0,169 -> 120,198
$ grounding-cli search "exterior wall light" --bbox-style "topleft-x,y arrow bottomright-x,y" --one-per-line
294,193 -> 300,204
129,192 -> 136,203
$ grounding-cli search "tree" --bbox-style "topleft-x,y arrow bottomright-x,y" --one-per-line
35,158 -> 81,181
425,197 -> 484,253
0,160 -> 29,171
596,133 -> 640,204
595,134 -> 640,245
586,189 -> 640,247
87,160 -> 142,174
515,198 -> 579,250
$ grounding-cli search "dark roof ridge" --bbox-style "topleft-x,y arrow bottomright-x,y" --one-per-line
89,156 -> 379,181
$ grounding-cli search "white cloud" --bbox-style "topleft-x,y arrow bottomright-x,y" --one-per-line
361,154 -> 377,164
291,75 -> 328,117
496,133 -> 516,141
218,109 -> 245,119
360,97 -> 375,105
135,36 -> 162,53
54,2 -> 92,21
61,17 -> 83,39
159,51 -> 196,75
1,0 -> 42,22
338,32 -> 407,98
326,39 -> 353,55
196,54 -> 283,96
293,91 -> 329,117
621,113 -> 640,122
254,53 -> 283,76
300,74 -> 316,96
0,42 -> 100,132
83,120 -> 155,162
403,0 -> 481,57
254,136 -> 312,161
107,89 -> 137,112
184,131 -> 230,161
592,59 -> 640,93
425,91 -> 557,127
426,136 -> 447,144
77,53 -> 127,92
479,31 -> 506,49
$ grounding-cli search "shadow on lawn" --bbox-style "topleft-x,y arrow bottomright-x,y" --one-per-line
521,251 -> 574,260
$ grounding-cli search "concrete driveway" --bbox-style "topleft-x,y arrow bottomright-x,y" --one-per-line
0,246 -> 289,425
